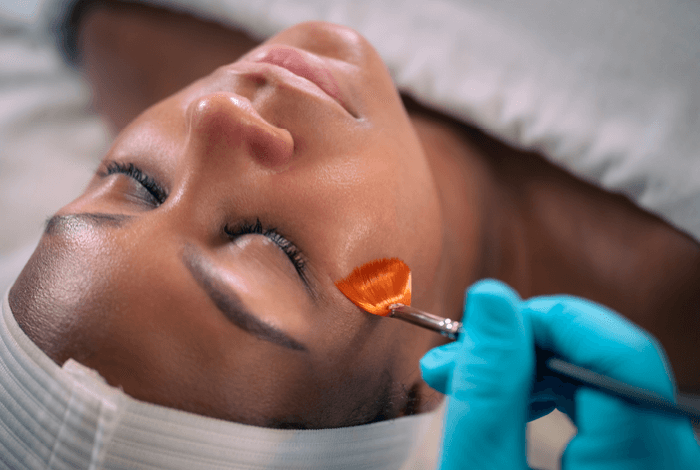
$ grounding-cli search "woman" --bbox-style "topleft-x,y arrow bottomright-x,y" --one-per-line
1,1 -> 699,468
11,18 -> 453,429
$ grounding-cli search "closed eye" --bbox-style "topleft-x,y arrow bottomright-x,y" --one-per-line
225,219 -> 309,287
102,161 -> 168,205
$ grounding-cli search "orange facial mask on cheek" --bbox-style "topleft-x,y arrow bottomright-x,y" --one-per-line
334,258 -> 411,316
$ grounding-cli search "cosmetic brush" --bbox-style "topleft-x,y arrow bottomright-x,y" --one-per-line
335,258 -> 700,421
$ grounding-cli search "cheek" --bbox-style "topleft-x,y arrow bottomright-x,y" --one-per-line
290,318 -> 403,425
393,162 -> 444,305
371,121 -> 444,307
264,127 -> 444,309
321,137 -> 443,291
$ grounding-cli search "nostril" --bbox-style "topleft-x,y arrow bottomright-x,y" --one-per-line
248,126 -> 294,169
186,92 -> 294,169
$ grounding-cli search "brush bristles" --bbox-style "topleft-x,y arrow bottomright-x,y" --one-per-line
335,258 -> 412,316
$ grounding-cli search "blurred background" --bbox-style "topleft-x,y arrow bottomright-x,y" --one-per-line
1,0 -> 108,265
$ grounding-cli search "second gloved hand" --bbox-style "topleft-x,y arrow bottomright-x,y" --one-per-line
420,279 -> 700,470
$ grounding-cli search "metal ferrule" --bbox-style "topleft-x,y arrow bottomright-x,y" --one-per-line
389,304 -> 462,339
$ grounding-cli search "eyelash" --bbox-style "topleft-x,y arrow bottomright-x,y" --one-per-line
103,162 -> 307,283
225,219 -> 307,282
104,161 -> 168,204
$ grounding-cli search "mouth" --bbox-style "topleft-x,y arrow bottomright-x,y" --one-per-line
245,45 -> 356,117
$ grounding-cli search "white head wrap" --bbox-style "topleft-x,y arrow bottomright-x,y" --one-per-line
0,292 -> 440,470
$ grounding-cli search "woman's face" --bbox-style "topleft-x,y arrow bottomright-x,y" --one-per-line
11,22 -> 445,428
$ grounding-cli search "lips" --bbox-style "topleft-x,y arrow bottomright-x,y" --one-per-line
248,46 -> 353,116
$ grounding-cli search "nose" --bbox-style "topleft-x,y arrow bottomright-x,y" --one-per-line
186,92 -> 294,169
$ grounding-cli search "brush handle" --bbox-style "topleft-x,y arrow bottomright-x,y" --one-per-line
389,304 -> 700,422
545,356 -> 700,421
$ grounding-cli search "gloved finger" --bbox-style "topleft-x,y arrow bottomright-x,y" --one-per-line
439,279 -> 532,470
562,388 -> 700,470
524,296 -> 675,401
420,342 -> 461,394
523,296 -> 700,469
451,280 -> 532,411
565,388 -> 647,469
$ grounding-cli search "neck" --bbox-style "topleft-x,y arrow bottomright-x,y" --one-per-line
407,103 -> 700,392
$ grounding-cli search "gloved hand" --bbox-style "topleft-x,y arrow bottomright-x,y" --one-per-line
420,279 -> 700,470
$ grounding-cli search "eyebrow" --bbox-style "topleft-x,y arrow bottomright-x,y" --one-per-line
182,246 -> 308,352
44,213 -> 133,235
44,214 -> 307,351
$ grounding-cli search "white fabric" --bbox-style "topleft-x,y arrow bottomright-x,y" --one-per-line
0,292 -> 441,470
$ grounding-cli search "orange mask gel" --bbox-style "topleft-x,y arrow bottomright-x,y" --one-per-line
335,258 -> 411,316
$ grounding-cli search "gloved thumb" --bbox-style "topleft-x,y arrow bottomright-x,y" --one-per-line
433,279 -> 533,470
420,279 -> 526,393
447,279 -> 532,423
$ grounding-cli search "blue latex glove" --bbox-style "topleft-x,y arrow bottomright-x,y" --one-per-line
420,279 -> 700,470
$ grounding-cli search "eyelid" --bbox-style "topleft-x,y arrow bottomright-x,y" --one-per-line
225,219 -> 310,290
99,163 -> 315,297
102,160 -> 168,204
